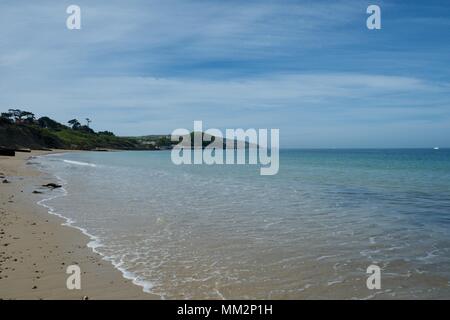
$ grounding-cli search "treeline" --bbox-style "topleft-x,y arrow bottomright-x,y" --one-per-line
1,109 -> 113,136
0,109 -> 153,150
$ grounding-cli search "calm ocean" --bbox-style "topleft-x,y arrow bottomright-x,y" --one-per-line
33,149 -> 450,299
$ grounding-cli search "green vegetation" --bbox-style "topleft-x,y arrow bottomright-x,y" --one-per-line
0,109 -> 251,151
0,109 -> 170,150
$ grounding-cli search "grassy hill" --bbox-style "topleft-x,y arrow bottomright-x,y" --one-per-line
0,122 -> 151,150
0,111 -> 161,150
0,110 -> 256,151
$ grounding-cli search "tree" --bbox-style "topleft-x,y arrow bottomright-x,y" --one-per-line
98,130 -> 115,136
1,112 -> 13,120
0,112 -> 14,124
157,136 -> 172,147
68,119 -> 81,130
20,111 -> 35,124
38,116 -> 64,130
85,118 -> 92,127
78,125 -> 95,134
8,109 -> 22,122
7,109 -> 35,123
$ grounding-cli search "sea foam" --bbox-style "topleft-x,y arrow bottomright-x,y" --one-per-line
63,159 -> 97,167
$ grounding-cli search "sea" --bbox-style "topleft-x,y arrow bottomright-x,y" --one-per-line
32,149 -> 450,299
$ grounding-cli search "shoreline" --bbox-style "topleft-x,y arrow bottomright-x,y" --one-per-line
0,150 -> 158,299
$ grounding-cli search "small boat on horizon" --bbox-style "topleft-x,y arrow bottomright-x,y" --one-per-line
433,147 -> 440,150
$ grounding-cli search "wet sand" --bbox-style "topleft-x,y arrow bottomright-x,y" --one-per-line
0,150 -> 157,299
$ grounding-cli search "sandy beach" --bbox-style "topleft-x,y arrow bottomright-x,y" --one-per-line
0,150 -> 156,299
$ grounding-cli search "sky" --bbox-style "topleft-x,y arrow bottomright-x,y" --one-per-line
0,0 -> 449,147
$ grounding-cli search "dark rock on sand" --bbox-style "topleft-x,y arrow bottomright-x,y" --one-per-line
42,183 -> 62,189
15,148 -> 31,153
32,190 -> 43,194
0,148 -> 15,156
2,179 -> 10,184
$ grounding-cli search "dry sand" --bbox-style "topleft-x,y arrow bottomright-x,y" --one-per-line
0,150 -> 157,299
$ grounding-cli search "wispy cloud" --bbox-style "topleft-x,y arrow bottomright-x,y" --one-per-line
1,0 -> 449,147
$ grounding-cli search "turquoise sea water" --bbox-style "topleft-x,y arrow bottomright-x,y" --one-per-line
34,149 -> 450,299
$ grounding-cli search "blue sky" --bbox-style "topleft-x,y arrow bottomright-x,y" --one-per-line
1,0 -> 449,147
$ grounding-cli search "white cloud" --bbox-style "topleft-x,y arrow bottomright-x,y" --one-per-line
1,0 -> 449,147
1,72 -> 446,131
